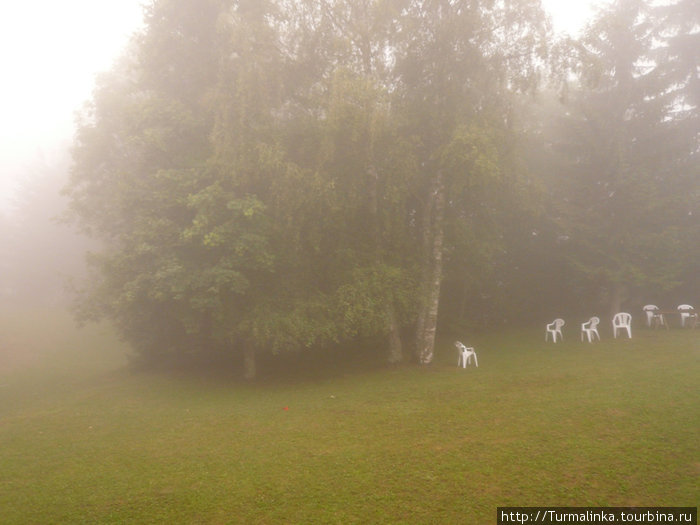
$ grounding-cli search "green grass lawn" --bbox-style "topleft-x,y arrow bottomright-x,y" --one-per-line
1,308 -> 698,523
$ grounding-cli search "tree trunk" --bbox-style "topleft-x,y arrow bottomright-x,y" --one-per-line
367,161 -> 404,365
609,281 -> 627,319
243,344 -> 256,381
416,170 -> 446,365
387,306 -> 403,364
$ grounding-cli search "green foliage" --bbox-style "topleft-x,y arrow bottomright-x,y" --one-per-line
65,0 -> 696,374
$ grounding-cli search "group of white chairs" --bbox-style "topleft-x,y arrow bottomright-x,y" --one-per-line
643,304 -> 698,329
458,304 -> 696,367
546,304 -> 696,343
546,313 -> 631,343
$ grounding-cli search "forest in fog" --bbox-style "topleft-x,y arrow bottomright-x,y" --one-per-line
1,0 -> 698,378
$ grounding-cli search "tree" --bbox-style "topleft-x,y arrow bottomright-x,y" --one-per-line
67,1 -> 229,367
68,0 -> 412,377
541,0 -> 698,315
392,0 -> 548,362
649,0 -> 700,301
209,0 -> 418,369
67,0 -> 551,377
313,0 -> 419,364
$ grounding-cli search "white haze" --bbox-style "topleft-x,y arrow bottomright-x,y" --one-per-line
0,0 -> 144,210
0,0 -> 598,211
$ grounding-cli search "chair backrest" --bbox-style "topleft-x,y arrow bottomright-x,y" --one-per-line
455,341 -> 471,352
588,316 -> 600,328
552,318 -> 565,329
613,312 -> 631,326
642,305 -> 658,325
677,304 -> 694,312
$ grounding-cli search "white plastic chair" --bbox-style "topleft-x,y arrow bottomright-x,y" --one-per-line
677,304 -> 697,328
455,341 -> 478,367
612,312 -> 632,338
545,319 -> 565,342
643,305 -> 658,327
581,317 -> 600,342
643,304 -> 667,329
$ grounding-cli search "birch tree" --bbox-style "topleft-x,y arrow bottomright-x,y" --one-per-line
393,0 -> 548,363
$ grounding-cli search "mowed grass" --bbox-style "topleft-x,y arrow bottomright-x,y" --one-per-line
1,309 -> 698,524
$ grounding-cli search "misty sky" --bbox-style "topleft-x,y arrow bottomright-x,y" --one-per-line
0,0 -> 599,211
0,1 -> 144,210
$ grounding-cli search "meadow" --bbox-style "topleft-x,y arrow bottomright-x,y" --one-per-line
1,308 -> 698,523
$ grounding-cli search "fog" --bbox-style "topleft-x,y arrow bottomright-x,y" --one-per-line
0,0 -> 144,210
1,6 -> 697,524
0,0 -> 588,205
0,150 -> 94,306
1,0 -> 143,310
0,0 -> 697,381
0,0 -> 591,307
